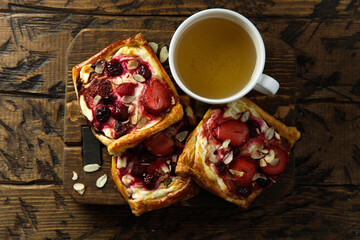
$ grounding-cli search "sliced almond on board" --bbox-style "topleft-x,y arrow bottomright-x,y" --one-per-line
96,174 -> 108,188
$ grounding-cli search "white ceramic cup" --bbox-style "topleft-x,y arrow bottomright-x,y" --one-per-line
169,8 -> 279,104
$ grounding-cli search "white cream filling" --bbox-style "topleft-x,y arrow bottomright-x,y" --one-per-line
117,156 -> 127,168
130,179 -> 178,200
80,64 -> 93,84
115,46 -> 161,79
197,135 -> 227,191
79,95 -> 93,121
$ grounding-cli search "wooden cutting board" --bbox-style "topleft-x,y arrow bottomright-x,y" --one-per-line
63,29 -> 297,207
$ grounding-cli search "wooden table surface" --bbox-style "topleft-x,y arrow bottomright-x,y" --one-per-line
0,1 -> 359,239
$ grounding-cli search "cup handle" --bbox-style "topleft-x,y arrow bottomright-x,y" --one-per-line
253,74 -> 280,95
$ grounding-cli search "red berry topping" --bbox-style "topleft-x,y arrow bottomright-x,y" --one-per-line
112,104 -> 129,122
143,173 -> 159,190
115,82 -> 136,97
215,161 -> 227,176
213,120 -> 249,146
235,186 -> 251,197
130,164 -> 147,179
259,146 -> 288,175
105,59 -> 123,77
135,64 -> 151,80
144,132 -> 174,156
87,78 -> 111,98
230,157 -> 257,187
95,106 -> 111,123
142,80 -> 171,115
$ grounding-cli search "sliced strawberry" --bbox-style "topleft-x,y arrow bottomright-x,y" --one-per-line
144,132 -> 174,156
142,80 -> 171,115
230,157 -> 257,187
259,146 -> 288,175
213,120 -> 249,146
115,82 -> 136,97
87,78 -> 111,97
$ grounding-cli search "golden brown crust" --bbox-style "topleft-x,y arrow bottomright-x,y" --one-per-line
240,97 -> 300,147
176,97 -> 300,208
111,157 -> 199,216
72,33 -> 183,155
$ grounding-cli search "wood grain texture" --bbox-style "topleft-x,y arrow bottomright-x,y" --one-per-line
2,0 -> 360,19
0,185 -> 359,239
295,102 -> 360,185
0,96 -> 64,184
0,0 -> 359,238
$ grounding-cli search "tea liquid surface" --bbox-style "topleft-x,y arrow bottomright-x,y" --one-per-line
176,18 -> 256,99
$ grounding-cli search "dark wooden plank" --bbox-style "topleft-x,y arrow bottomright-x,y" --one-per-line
295,102 -> 360,185
0,96 -> 63,184
0,13 -> 359,99
63,146 -> 126,205
1,185 -> 359,239
2,0 -> 360,19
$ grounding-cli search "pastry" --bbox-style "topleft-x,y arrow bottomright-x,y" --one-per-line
176,97 -> 300,207
111,99 -> 199,216
72,33 -> 183,155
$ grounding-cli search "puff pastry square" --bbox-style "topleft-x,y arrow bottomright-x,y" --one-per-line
176,97 -> 300,208
72,33 -> 183,155
111,102 -> 199,216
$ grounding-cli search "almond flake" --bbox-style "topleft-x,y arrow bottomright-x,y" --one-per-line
222,139 -> 231,149
265,127 -> 275,140
72,171 -> 78,181
241,111 -> 251,122
223,151 -> 233,165
269,177 -> 277,183
256,128 -> 261,135
259,158 -> 267,167
251,150 -> 263,159
264,150 -> 275,163
166,160 -> 171,165
268,157 -> 280,166
130,112 -> 139,125
73,183 -> 85,195
112,77 -> 123,85
128,105 -> 135,113
159,46 -> 169,63
260,149 -> 269,154
94,61 -> 105,74
96,174 -> 108,188
149,42 -> 158,53
83,163 -> 101,173
122,95 -> 136,103
275,132 -> 281,140
209,153 -> 218,163
133,74 -> 146,82
161,165 -> 170,173
252,172 -> 267,181
136,116 -> 147,129
127,60 -> 139,70
171,97 -> 176,105
175,131 -> 188,142
229,169 -> 244,177
93,95 -> 102,106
